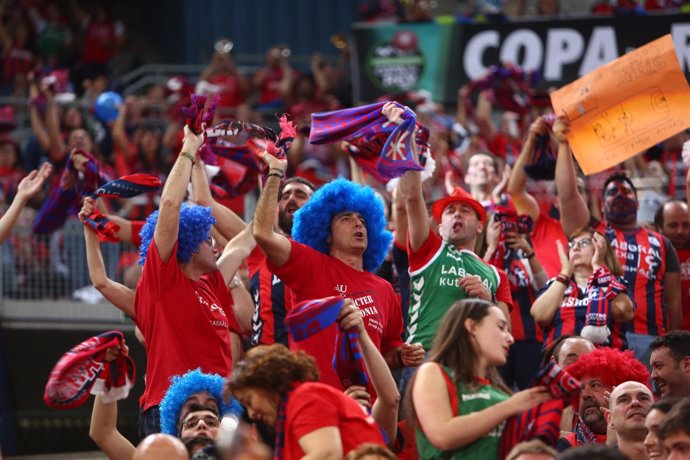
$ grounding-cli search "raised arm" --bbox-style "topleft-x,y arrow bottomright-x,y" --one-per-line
388,104 -> 430,252
154,126 -> 205,262
553,118 -> 590,236
252,153 -> 291,267
216,223 -> 256,286
338,299 -> 400,446
112,101 -> 134,161
507,117 -> 545,221
0,163 -> 52,243
79,197 -> 135,317
89,346 -> 135,460
191,159 -> 247,241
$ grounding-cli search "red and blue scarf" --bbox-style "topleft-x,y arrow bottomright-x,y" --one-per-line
581,265 -> 627,345
523,113 -> 557,181
285,297 -> 369,389
33,149 -> 110,234
499,361 -> 582,457
83,173 -> 162,242
309,102 -> 424,181
44,330 -> 135,409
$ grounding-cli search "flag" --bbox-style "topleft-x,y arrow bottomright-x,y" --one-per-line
310,102 -> 424,181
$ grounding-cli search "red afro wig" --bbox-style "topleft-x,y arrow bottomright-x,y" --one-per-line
565,348 -> 649,410
565,347 -> 649,388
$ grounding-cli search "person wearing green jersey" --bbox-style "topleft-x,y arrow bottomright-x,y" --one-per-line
409,299 -> 551,459
385,103 -> 512,352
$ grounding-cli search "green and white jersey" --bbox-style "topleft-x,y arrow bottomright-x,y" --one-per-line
407,232 -> 499,350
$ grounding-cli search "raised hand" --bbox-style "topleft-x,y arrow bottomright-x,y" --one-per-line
381,102 -> 404,125
552,117 -> 570,145
591,232 -> 607,270
15,163 -> 52,203
78,196 -> 96,224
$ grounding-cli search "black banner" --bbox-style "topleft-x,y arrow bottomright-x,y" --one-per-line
353,13 -> 690,104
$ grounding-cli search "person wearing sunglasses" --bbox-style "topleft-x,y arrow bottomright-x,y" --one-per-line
531,228 -> 634,349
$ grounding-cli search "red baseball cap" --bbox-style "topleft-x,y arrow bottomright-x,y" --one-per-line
432,187 -> 487,224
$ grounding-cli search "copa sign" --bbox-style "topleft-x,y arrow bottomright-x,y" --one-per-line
455,14 -> 690,93
464,24 -> 690,82
353,13 -> 690,103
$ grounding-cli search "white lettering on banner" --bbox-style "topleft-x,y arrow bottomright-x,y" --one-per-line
499,29 -> 543,72
464,30 -> 500,80
579,27 -> 618,75
463,25 -> 690,83
545,29 -> 585,80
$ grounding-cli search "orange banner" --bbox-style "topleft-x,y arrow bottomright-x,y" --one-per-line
550,34 -> 690,175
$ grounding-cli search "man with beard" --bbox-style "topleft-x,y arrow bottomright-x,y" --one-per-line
554,118 -> 681,362
604,381 -> 654,460
557,348 -> 650,451
654,200 -> 690,331
247,177 -> 315,347
649,331 -> 690,398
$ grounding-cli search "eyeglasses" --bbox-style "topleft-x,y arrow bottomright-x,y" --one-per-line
181,414 -> 221,431
568,237 -> 593,251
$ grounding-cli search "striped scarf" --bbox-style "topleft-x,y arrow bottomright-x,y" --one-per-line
581,266 -> 627,345
285,297 -> 369,389
273,383 -> 299,460
499,361 -> 582,458
33,150 -> 110,234
82,173 -> 162,242
43,330 -> 135,409
309,102 -> 424,181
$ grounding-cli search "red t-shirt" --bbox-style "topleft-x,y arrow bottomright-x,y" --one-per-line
283,382 -> 385,460
531,213 -> 568,279
134,240 -> 240,410
677,247 -> 690,331
267,241 -> 404,391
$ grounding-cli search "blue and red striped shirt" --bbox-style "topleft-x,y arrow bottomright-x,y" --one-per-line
247,247 -> 293,346
506,258 -> 545,343
542,278 -> 626,349
595,222 -> 679,337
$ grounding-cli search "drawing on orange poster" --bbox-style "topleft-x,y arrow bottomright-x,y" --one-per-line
550,34 -> 690,175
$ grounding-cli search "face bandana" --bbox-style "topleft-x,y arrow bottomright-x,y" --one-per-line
604,195 -> 637,224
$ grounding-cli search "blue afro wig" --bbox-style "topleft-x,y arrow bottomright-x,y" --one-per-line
292,178 -> 392,272
138,203 -> 216,265
159,368 -> 243,436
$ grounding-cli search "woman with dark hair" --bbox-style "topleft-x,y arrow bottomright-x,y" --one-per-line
531,228 -> 634,348
408,299 -> 551,459
227,344 -> 386,460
